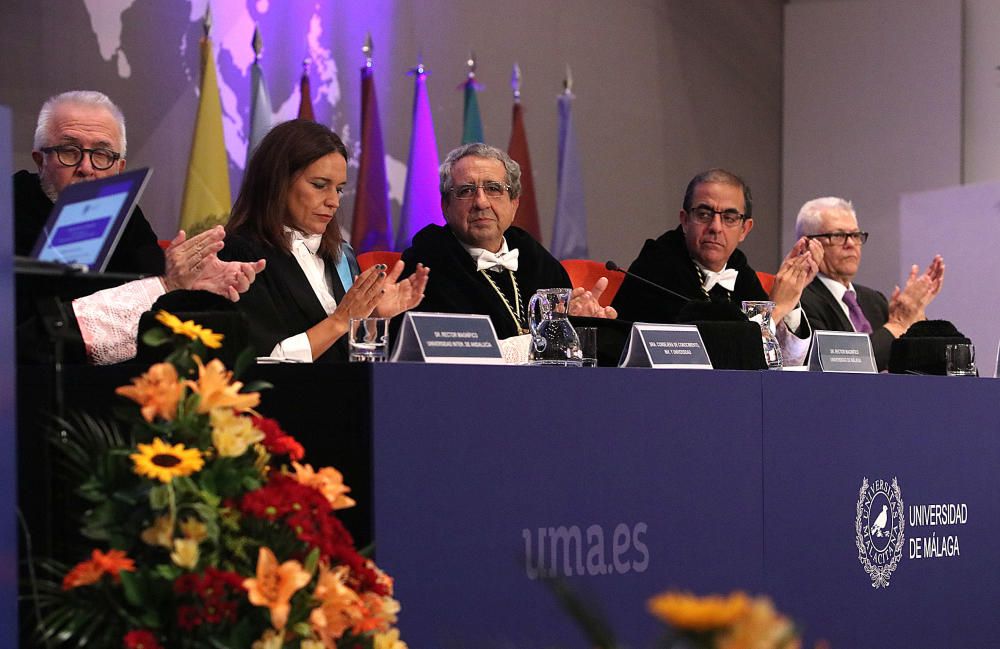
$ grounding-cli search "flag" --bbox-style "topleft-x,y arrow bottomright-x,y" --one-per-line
550,90 -> 588,259
179,33 -> 231,235
396,64 -> 441,250
350,65 -> 393,252
462,78 -> 484,144
507,101 -> 541,241
246,28 -> 273,162
298,61 -> 315,121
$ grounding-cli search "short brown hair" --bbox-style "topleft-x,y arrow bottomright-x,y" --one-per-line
228,119 -> 349,258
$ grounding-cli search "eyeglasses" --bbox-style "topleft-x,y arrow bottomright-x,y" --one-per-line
40,144 -> 121,171
807,231 -> 869,246
687,206 -> 747,228
449,181 -> 511,200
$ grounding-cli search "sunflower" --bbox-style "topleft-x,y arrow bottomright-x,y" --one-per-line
131,438 -> 205,483
155,310 -> 224,348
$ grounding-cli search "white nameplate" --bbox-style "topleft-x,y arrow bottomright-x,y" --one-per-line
807,330 -> 877,373
390,312 -> 505,364
619,323 -> 713,369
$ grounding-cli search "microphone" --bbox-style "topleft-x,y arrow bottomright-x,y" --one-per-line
604,261 -> 695,303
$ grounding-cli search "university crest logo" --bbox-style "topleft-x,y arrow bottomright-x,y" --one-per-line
855,476 -> 905,588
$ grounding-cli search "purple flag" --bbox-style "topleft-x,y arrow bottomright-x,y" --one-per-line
350,65 -> 393,252
550,91 -> 588,259
397,65 -> 441,250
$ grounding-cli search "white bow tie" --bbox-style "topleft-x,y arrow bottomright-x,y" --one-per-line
290,231 -> 323,255
476,248 -> 520,272
701,268 -> 739,293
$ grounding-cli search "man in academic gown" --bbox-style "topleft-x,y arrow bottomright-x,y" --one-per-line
401,143 -> 615,340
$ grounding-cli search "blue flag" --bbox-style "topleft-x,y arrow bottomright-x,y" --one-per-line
550,91 -> 588,259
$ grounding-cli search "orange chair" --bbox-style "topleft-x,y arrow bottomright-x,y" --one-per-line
756,270 -> 775,294
560,259 -> 623,307
357,250 -> 402,271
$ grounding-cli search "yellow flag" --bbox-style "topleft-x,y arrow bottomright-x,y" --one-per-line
179,36 -> 231,234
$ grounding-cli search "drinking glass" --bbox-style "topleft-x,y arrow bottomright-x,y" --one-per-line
349,317 -> 389,362
945,343 -> 976,376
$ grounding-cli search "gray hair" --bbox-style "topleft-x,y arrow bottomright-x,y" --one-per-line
439,143 -> 521,202
795,196 -> 856,238
33,90 -> 127,156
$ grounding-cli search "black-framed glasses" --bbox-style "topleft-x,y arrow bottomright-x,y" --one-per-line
449,181 -> 511,200
687,206 -> 747,228
40,144 -> 121,171
807,231 -> 869,246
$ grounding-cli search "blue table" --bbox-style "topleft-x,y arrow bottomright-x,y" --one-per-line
371,365 -> 1000,649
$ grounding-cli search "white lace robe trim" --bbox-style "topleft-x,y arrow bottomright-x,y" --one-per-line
72,277 -> 165,365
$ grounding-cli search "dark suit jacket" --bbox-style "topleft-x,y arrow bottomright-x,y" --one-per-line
219,232 -> 360,362
13,169 -> 164,275
800,277 -> 893,371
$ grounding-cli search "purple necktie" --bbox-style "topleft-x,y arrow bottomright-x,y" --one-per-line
843,290 -> 873,334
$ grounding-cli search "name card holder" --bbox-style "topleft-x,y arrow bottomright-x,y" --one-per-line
390,312 -> 505,364
807,330 -> 877,373
619,323 -> 713,369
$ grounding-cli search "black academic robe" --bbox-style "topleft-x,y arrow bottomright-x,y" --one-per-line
13,169 -> 165,275
400,224 -> 572,339
219,232 -> 360,362
800,277 -> 893,371
611,225 -> 767,324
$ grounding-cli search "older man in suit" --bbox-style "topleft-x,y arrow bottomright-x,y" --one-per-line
795,197 -> 945,371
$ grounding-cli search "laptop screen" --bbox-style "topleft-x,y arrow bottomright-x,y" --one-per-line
30,167 -> 152,272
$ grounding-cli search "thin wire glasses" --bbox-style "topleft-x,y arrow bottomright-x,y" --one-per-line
449,181 -> 511,200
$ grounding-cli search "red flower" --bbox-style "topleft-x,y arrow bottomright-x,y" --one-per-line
253,416 -> 305,460
174,568 -> 245,630
123,629 -> 163,649
239,474 -> 386,593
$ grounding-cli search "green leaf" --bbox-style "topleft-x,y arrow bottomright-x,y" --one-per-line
149,484 -> 170,509
141,327 -> 172,347
233,346 -> 256,379
242,379 -> 273,393
303,546 -> 320,574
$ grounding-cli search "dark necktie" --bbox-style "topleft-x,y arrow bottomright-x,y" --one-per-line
843,290 -> 873,334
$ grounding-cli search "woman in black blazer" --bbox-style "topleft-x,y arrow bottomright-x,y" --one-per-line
221,119 -> 428,362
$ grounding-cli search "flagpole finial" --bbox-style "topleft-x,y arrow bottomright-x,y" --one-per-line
563,64 -> 573,94
251,24 -> 262,61
363,32 -> 374,68
466,52 -> 477,79
408,53 -> 428,78
202,3 -> 212,37
302,57 -> 311,75
511,63 -> 522,102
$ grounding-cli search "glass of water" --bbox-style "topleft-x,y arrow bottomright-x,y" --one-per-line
945,343 -> 976,376
349,317 -> 389,362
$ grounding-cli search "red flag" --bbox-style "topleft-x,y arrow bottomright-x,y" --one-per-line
298,64 -> 315,121
350,66 -> 393,252
508,102 -> 542,241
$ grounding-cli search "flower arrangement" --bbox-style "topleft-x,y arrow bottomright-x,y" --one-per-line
32,311 -> 405,649
646,590 -> 804,649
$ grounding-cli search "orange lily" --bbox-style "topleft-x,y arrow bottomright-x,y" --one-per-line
116,363 -> 184,422
243,547 -> 311,630
187,356 -> 260,414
